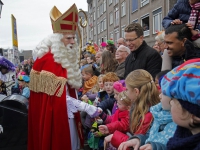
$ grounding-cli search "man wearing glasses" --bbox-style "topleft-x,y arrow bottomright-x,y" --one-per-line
124,23 -> 162,79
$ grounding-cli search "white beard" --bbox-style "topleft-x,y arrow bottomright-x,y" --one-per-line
32,33 -> 82,89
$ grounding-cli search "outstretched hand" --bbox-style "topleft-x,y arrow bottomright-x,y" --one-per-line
104,134 -> 113,149
139,144 -> 152,150
99,125 -> 109,134
118,138 -> 140,150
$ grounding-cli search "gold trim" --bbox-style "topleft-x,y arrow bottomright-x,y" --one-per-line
29,69 -> 67,97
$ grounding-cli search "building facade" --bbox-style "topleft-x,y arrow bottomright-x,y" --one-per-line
85,0 -> 177,47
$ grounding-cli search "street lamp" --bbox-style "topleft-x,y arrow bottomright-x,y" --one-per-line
0,0 -> 3,18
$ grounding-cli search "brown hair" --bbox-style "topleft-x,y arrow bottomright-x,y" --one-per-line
125,23 -> 144,37
82,65 -> 94,76
103,72 -> 119,83
125,69 -> 160,133
101,51 -> 117,74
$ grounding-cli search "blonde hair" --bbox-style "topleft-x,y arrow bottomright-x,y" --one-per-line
118,91 -> 131,107
90,74 -> 105,93
125,69 -> 160,133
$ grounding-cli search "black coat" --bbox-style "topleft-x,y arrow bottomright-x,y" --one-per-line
124,41 -> 162,79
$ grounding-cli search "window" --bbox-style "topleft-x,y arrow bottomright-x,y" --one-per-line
98,23 -> 100,34
115,31 -> 119,44
100,3 -> 103,15
93,12 -> 95,21
153,8 -> 162,34
104,19 -> 107,30
121,26 -> 126,38
94,26 -> 96,35
141,0 -> 149,7
109,12 -> 113,25
132,19 -> 138,23
132,0 -> 138,12
90,29 -> 93,39
114,7 -> 119,27
121,1 -> 126,17
104,0 -> 106,12
101,21 -> 104,31
98,39 -> 101,45
97,7 -> 99,18
102,37 -> 104,42
109,0 -> 112,5
104,36 -> 107,42
110,32 -> 114,39
141,14 -> 150,37
114,0 -> 119,5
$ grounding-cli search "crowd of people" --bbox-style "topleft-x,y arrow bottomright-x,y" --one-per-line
0,1 -> 200,150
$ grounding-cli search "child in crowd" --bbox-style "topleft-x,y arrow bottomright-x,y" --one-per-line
18,75 -> 30,99
99,91 -> 131,150
118,71 -> 176,150
87,72 -> 119,150
161,59 -> 200,150
80,59 -> 89,71
162,0 -> 200,47
104,69 -> 160,149
155,70 -> 170,94
81,65 -> 98,95
96,72 -> 119,114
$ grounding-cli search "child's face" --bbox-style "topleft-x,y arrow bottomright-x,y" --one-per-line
189,0 -> 199,5
114,89 -> 120,100
98,77 -> 104,89
126,85 -> 138,102
18,80 -> 25,88
117,100 -> 128,111
170,99 -> 191,129
104,81 -> 114,95
160,93 -> 171,110
82,71 -> 92,81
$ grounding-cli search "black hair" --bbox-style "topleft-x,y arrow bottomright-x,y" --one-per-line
156,70 -> 170,80
165,24 -> 192,41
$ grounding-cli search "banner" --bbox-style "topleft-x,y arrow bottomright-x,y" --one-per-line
11,14 -> 18,47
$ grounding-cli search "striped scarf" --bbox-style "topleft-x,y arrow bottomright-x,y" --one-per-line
188,2 -> 200,29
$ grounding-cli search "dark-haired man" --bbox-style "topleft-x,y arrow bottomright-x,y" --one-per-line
124,23 -> 162,79
162,24 -> 199,69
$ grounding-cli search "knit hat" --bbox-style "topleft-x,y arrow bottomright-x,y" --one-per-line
107,39 -> 114,45
161,58 -> 200,117
113,80 -> 126,92
18,75 -> 30,83
101,42 -> 107,47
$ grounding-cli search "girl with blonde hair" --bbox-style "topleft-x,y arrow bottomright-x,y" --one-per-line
104,69 -> 160,149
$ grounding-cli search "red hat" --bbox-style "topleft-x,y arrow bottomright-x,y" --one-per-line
50,4 -> 78,33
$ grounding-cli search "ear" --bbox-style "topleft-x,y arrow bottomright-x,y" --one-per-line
134,88 -> 140,96
182,38 -> 187,46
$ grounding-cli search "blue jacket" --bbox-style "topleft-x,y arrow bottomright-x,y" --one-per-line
162,0 -> 191,29
131,103 -> 177,150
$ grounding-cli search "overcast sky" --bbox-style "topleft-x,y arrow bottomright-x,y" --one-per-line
0,0 -> 88,51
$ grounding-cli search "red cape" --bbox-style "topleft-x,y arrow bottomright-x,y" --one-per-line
28,52 -> 84,150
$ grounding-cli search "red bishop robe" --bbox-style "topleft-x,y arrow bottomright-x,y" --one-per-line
28,51 -> 84,150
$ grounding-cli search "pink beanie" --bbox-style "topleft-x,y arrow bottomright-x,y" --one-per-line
101,42 -> 107,47
113,81 -> 126,92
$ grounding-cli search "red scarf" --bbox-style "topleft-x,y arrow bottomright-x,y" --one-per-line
188,2 -> 200,29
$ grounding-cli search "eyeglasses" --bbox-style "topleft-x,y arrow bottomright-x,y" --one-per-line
117,50 -> 128,53
125,37 -> 139,43
157,41 -> 165,47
